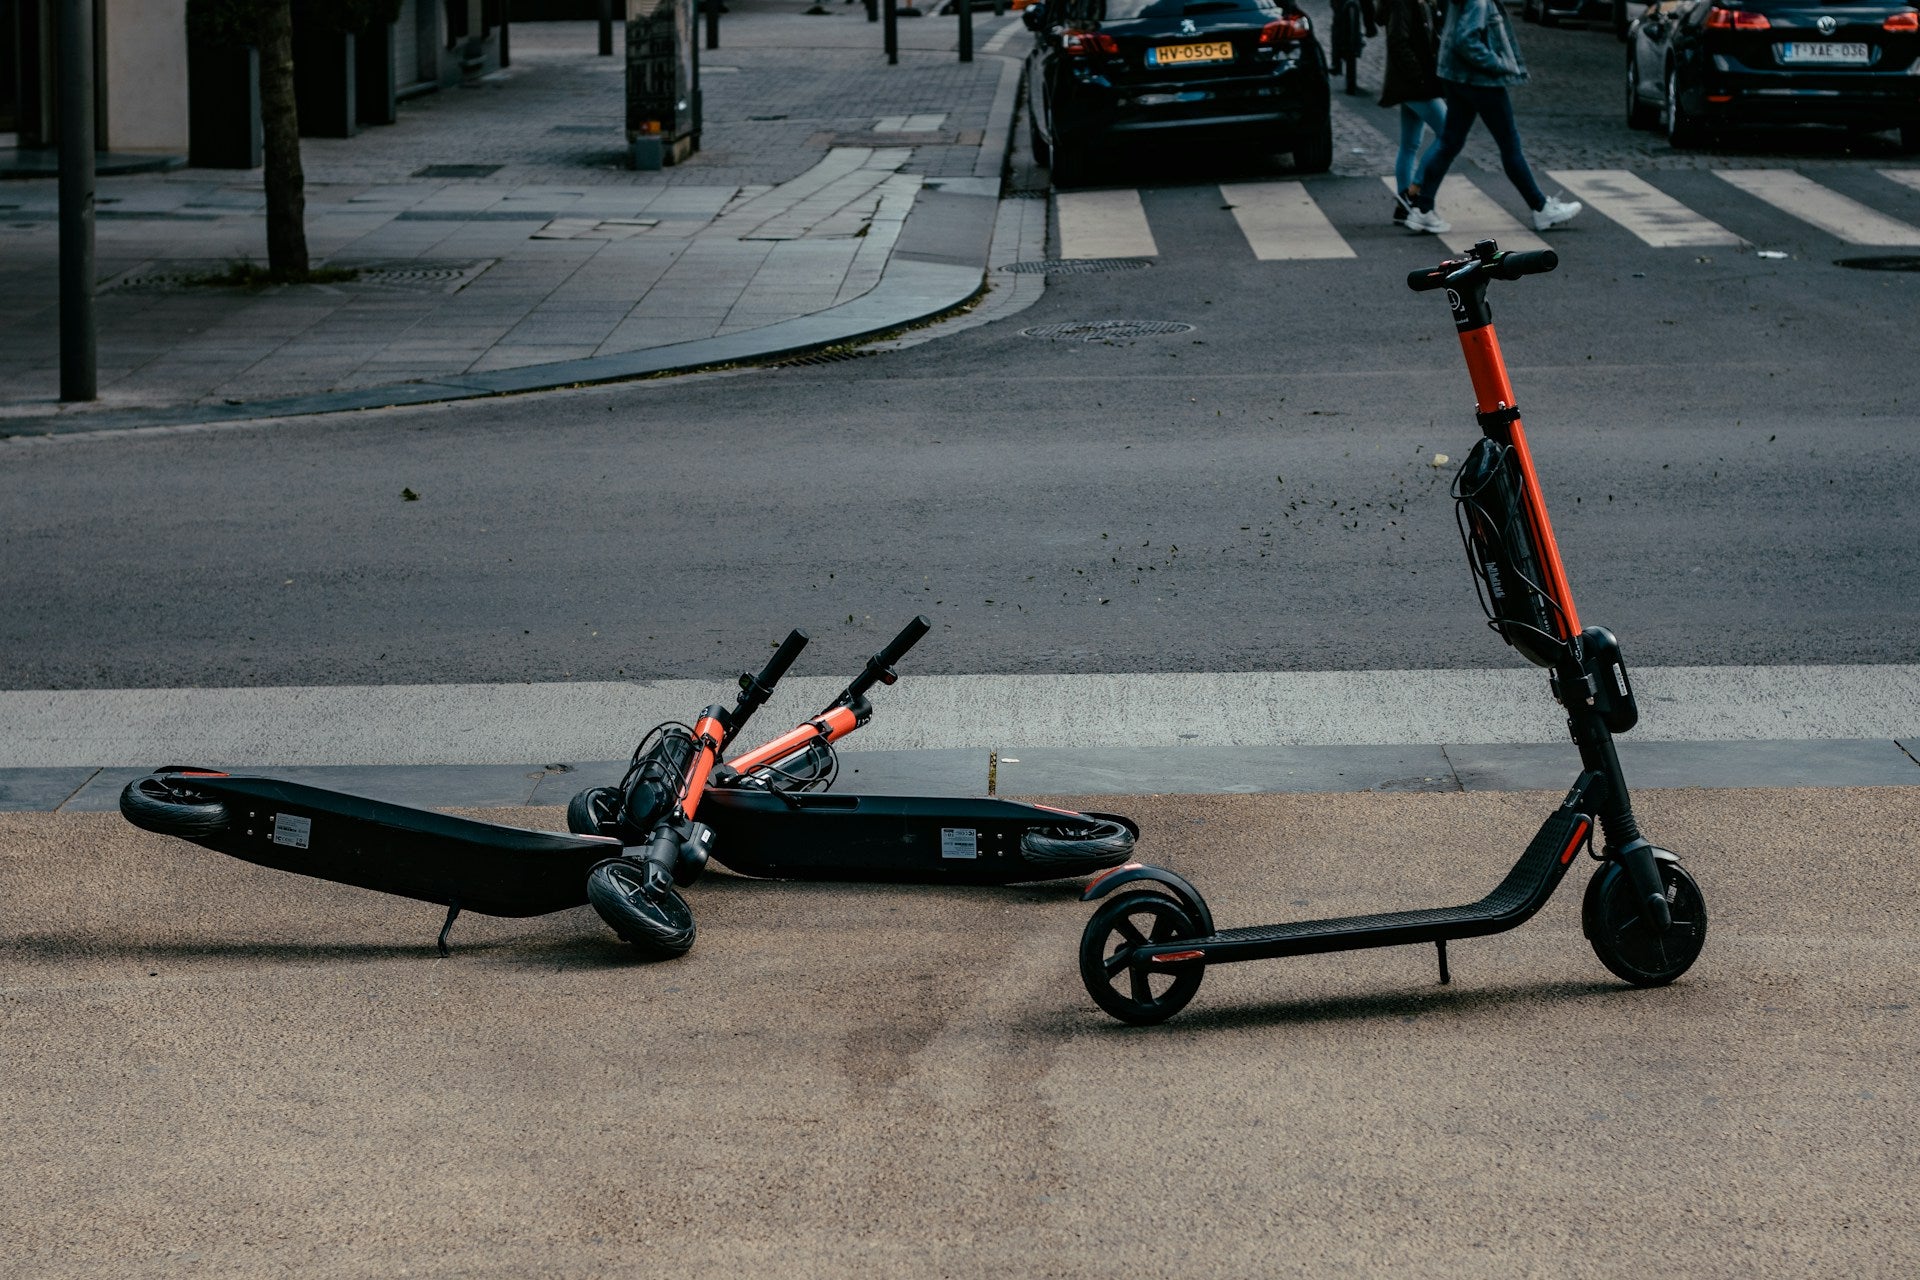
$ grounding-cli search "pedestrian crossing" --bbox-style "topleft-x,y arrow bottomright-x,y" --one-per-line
1053,168 -> 1920,261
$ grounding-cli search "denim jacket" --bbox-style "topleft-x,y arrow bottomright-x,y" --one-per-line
1436,0 -> 1529,88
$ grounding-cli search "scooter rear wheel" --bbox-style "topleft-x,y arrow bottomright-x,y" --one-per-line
1079,890 -> 1206,1025
1583,858 -> 1707,986
1021,817 -> 1135,874
586,858 -> 697,958
119,774 -> 230,839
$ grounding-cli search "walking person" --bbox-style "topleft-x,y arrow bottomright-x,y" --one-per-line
1402,0 -> 1580,235
1374,0 -> 1448,226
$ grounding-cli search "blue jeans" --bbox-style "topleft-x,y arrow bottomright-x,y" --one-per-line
1413,82 -> 1546,213
1397,98 -> 1446,197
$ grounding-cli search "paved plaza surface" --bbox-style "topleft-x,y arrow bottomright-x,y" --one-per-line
3,786 -> 1916,1278
0,10 -> 1018,421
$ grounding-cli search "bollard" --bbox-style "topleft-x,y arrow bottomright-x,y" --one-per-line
865,0 -> 878,19
958,0 -> 972,60
58,0 -> 96,402
884,0 -> 898,62
705,0 -> 719,48
599,0 -> 614,55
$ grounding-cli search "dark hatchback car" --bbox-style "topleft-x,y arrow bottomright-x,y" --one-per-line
1023,0 -> 1333,185
1626,0 -> 1920,148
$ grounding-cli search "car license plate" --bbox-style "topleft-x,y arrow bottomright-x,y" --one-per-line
1778,41 -> 1871,64
1148,40 -> 1234,66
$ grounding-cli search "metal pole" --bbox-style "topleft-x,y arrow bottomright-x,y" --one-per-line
599,0 -> 614,55
958,0 -> 972,61
865,0 -> 878,20
57,0 -> 96,402
884,0 -> 897,62
705,0 -> 718,49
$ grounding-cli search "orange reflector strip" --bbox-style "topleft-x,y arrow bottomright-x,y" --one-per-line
1559,821 -> 1592,865
1707,94 -> 1733,103
1087,862 -> 1143,893
1153,950 -> 1206,964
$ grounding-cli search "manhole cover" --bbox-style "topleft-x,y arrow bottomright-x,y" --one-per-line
413,163 -> 502,178
1834,255 -> 1920,272
1002,257 -> 1152,275
1021,320 -> 1194,341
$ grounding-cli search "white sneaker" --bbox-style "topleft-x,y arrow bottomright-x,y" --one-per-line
1405,207 -> 1450,234
1533,195 -> 1582,230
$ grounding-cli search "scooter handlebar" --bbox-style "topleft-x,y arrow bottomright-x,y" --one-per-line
1407,247 -> 1558,292
874,614 -> 932,672
751,628 -> 810,694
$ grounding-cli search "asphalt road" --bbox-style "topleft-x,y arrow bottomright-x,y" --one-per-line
1,25 -> 1916,691
4,786 -> 1916,1277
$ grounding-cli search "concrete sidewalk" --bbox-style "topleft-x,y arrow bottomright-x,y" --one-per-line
0,10 -> 1026,434
3,786 -> 1916,1277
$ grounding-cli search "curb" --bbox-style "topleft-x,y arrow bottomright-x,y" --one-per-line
2,56 -> 1028,442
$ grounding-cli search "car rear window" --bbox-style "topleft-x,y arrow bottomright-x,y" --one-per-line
1086,0 -> 1279,20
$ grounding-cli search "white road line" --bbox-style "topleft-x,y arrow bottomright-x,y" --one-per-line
1385,175 -> 1549,254
1054,189 -> 1158,259
1218,181 -> 1356,260
1716,169 -> 1920,246
1546,169 -> 1740,248
981,15 -> 1026,55
5,667 -> 1917,767
1878,169 -> 1920,195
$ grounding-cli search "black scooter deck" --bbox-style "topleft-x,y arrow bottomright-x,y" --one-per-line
699,790 -> 1138,885
156,775 -> 622,917
1161,805 -> 1592,965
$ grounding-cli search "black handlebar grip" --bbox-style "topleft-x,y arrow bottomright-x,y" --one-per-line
875,615 -> 932,670
754,628 -> 810,692
1407,265 -> 1454,292
1491,248 -> 1559,279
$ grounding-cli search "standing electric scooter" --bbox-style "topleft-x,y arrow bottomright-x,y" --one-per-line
569,616 -> 1139,884
1076,240 -> 1708,1025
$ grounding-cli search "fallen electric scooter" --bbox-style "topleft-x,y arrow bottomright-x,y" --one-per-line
118,631 -> 814,955
1075,241 -> 1708,1025
568,615 -> 1139,885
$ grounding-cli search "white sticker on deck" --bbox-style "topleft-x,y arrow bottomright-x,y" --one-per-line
272,813 -> 311,849
940,828 -> 978,859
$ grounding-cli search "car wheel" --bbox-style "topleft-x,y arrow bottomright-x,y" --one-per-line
1290,116 -> 1334,173
1902,123 -> 1920,154
1614,0 -> 1630,39
1626,55 -> 1657,130
1027,101 -> 1051,166
1522,0 -> 1538,19
1665,66 -> 1705,148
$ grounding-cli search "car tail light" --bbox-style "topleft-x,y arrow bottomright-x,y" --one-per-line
1260,14 -> 1312,43
1064,31 -> 1122,56
1885,9 -> 1919,31
1705,5 -> 1769,27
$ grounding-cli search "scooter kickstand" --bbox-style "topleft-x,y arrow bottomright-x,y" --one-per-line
437,903 -> 462,957
1435,940 -> 1450,985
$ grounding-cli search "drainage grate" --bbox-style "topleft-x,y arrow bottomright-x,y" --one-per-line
1021,320 -> 1194,341
1834,255 -> 1920,272
1002,257 -> 1152,275
550,124 -> 615,134
770,347 -> 876,368
101,259 -> 495,294
413,163 -> 503,178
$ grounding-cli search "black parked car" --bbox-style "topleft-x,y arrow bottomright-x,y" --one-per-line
1023,0 -> 1334,185
1626,0 -> 1920,148
1520,0 -> 1614,30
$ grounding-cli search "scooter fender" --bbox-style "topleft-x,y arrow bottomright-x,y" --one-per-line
1079,863 -> 1215,936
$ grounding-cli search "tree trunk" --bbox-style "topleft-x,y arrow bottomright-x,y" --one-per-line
257,0 -> 309,274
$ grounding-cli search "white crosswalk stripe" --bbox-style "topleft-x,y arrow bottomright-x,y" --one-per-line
1218,181 -> 1355,259
1379,176 -> 1549,254
1048,170 -> 1920,263
1547,169 -> 1741,248
1716,169 -> 1920,246
1055,189 -> 1159,259
1878,169 -> 1920,196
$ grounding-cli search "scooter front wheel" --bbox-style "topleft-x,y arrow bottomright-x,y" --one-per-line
1583,857 -> 1707,986
120,774 -> 230,839
1079,889 -> 1206,1025
586,858 -> 697,958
